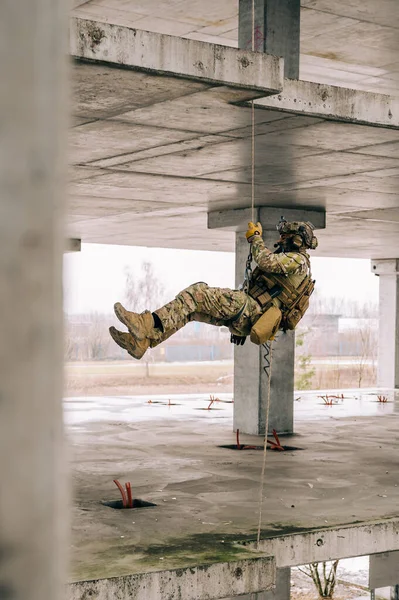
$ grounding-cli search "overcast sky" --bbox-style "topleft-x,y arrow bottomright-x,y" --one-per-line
63,243 -> 379,315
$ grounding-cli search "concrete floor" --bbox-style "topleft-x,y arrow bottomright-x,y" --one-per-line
67,388 -> 399,586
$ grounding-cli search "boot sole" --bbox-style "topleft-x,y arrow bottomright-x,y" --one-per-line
109,327 -> 143,360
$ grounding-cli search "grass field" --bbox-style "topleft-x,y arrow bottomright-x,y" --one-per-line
64,358 -> 376,397
64,360 -> 233,397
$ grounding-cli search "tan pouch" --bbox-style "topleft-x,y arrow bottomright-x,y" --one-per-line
285,307 -> 303,330
250,305 -> 282,345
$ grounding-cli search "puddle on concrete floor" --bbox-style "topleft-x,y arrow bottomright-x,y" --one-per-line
64,389 -> 399,427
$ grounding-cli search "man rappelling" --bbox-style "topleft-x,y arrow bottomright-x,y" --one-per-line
109,219 -> 318,359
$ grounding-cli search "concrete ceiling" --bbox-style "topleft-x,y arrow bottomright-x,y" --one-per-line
68,6 -> 399,259
71,0 -> 399,95
69,59 -> 399,258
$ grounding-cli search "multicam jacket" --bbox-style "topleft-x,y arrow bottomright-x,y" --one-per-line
251,236 -> 309,276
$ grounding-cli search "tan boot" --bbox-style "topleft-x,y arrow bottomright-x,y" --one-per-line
113,304 -> 154,340
109,326 -> 149,360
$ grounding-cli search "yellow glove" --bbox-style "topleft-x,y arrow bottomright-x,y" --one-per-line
246,221 -> 263,241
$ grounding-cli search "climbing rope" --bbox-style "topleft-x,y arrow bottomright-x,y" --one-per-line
247,0 -> 275,551
257,339 -> 274,548
251,0 -> 255,223
236,0 -> 274,553
262,340 -> 274,378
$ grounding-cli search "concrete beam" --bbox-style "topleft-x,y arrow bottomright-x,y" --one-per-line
372,259 -> 399,276
70,18 -> 283,98
254,518 -> 399,568
224,567 -> 291,600
253,79 -> 399,128
208,207 -> 326,232
65,238 -> 81,253
69,556 -> 275,600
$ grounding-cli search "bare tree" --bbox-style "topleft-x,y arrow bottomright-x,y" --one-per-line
84,312 -> 111,360
298,561 -> 340,599
123,261 -> 168,374
356,321 -> 377,387
124,261 -> 166,313
64,324 -> 76,361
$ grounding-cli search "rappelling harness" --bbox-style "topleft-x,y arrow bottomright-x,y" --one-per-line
248,260 -> 315,332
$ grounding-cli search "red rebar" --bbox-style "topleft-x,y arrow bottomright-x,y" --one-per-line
267,429 -> 285,451
125,482 -> 133,508
113,479 -> 128,507
318,395 -> 335,405
208,398 -> 215,410
236,428 -> 241,450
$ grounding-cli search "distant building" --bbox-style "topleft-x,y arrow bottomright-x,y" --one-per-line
299,314 -> 377,358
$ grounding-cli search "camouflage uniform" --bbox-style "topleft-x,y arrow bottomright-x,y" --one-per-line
110,220 -> 316,359
150,284 -> 260,343
149,237 -> 310,342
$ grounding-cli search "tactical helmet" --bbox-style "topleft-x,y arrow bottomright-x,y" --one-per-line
277,219 -> 318,250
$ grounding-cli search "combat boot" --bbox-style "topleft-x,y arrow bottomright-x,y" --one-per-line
109,326 -> 149,360
113,304 -> 154,340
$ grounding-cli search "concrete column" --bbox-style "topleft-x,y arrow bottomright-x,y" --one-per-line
239,0 -> 300,79
225,567 -> 291,600
209,207 -> 325,436
391,585 -> 399,600
234,229 -> 295,435
369,551 -> 399,590
371,260 -> 399,389
0,3 -> 67,600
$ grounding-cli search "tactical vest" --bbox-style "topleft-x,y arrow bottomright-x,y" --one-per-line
248,260 -> 315,331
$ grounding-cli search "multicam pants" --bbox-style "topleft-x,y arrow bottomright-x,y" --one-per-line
149,282 -> 262,347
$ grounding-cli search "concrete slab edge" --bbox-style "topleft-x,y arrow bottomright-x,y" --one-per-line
254,518 -> 399,567
68,555 -> 275,600
70,18 -> 283,97
371,259 -> 399,275
64,238 -> 81,253
253,79 -> 399,128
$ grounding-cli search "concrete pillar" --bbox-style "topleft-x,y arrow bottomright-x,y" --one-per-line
224,567 -> 291,600
234,229 -> 295,435
235,0 -> 307,435
0,3 -> 67,600
209,207 -> 325,436
239,0 -> 300,79
369,551 -> 399,590
371,260 -> 399,389
391,585 -> 399,600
